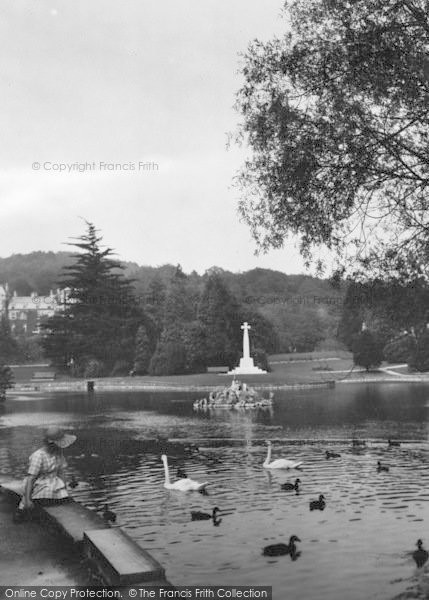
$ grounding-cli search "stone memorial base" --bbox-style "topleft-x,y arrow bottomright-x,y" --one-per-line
228,357 -> 266,375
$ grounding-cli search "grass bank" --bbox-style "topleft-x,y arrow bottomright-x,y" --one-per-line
10,353 -> 429,394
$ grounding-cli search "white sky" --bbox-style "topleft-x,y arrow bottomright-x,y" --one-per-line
0,0 -> 309,274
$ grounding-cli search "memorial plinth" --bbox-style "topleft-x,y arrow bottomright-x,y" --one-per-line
228,322 -> 266,375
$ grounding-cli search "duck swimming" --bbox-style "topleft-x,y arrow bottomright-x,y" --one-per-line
213,514 -> 222,526
191,507 -> 219,521
102,504 -> 117,523
263,535 -> 301,557
184,443 -> 200,455
413,539 -> 429,568
309,494 -> 326,511
281,478 -> 300,491
325,450 -> 341,459
377,461 -> 389,472
388,439 -> 401,447
263,441 -> 303,470
162,454 -> 208,492
69,475 -> 79,489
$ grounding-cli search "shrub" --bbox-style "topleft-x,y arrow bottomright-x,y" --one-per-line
252,348 -> 270,372
352,330 -> 383,371
83,358 -> 106,378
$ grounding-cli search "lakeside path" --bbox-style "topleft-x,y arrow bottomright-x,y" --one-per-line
10,359 -> 429,393
0,494 -> 87,585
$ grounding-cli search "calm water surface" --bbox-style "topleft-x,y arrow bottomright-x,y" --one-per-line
0,383 -> 429,599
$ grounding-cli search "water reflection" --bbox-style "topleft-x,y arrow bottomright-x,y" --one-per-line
0,384 -> 428,599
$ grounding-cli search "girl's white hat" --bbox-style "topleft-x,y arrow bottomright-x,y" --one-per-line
44,426 -> 76,448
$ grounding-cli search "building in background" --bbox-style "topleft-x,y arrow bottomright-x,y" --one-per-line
0,283 -> 68,335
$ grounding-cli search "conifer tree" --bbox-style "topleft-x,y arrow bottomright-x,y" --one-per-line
42,222 -> 142,373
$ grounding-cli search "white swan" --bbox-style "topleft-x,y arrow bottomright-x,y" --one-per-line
161,454 -> 208,492
263,441 -> 303,469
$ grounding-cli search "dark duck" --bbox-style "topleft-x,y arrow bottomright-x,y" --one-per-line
281,478 -> 300,491
191,507 -> 219,521
184,443 -> 200,455
263,535 -> 301,557
413,539 -> 429,568
377,461 -> 389,472
69,475 -> 79,489
102,504 -> 117,523
309,494 -> 326,511
388,439 -> 401,447
325,450 -> 341,459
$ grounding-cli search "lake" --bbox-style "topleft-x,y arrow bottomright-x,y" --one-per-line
0,383 -> 428,599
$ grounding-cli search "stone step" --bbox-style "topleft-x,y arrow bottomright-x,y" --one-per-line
44,501 -> 110,543
1,479 -> 168,585
84,528 -> 165,585
0,479 -> 24,497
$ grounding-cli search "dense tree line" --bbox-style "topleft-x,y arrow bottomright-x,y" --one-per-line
4,236 -> 429,372
38,224 -> 280,377
0,251 -> 345,359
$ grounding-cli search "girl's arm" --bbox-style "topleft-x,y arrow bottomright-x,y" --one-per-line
58,454 -> 67,488
58,468 -> 65,485
22,475 -> 36,509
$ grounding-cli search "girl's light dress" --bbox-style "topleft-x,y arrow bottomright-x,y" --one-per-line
19,447 -> 68,508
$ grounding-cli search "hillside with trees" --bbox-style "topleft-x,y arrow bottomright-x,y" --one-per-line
4,239 -> 429,372
0,252 -> 346,358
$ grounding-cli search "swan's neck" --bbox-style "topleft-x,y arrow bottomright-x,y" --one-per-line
162,455 -> 170,485
264,444 -> 271,466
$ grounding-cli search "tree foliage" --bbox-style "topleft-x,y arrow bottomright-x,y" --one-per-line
149,326 -> 187,376
0,364 -> 14,400
383,333 -> 416,364
144,276 -> 167,342
133,325 -> 152,375
147,272 -> 278,375
0,316 -> 21,363
148,267 -> 194,376
197,273 -> 242,367
338,278 -> 429,348
409,327 -> 429,371
352,329 -> 384,371
42,222 -> 142,373
235,0 -> 429,276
